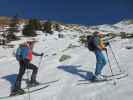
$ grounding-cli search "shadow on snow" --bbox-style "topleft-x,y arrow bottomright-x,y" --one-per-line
57,65 -> 94,80
2,74 -> 17,89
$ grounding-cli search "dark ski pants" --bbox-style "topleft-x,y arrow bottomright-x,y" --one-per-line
14,59 -> 38,90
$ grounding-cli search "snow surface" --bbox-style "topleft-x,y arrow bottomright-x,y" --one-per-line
0,27 -> 133,100
89,20 -> 133,34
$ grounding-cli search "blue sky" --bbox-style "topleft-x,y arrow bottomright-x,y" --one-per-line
0,0 -> 133,25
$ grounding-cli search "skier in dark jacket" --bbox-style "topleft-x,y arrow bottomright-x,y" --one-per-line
11,41 -> 44,95
88,31 -> 109,80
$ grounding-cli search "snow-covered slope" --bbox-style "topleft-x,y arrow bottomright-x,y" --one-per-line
88,20 -> 133,34
0,23 -> 133,100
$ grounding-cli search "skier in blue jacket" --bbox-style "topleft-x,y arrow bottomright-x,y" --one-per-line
11,41 -> 43,96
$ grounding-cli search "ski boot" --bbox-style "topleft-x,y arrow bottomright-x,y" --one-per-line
27,80 -> 40,87
10,88 -> 25,96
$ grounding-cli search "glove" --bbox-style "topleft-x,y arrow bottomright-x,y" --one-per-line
40,53 -> 44,56
105,42 -> 110,47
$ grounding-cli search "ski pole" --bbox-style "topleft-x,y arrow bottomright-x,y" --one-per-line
105,49 -> 116,85
38,53 -> 48,67
26,63 -> 31,100
108,44 -> 122,72
106,49 -> 114,76
38,55 -> 43,67
37,47 -> 48,68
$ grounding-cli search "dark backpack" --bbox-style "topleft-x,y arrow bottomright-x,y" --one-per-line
87,35 -> 95,51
